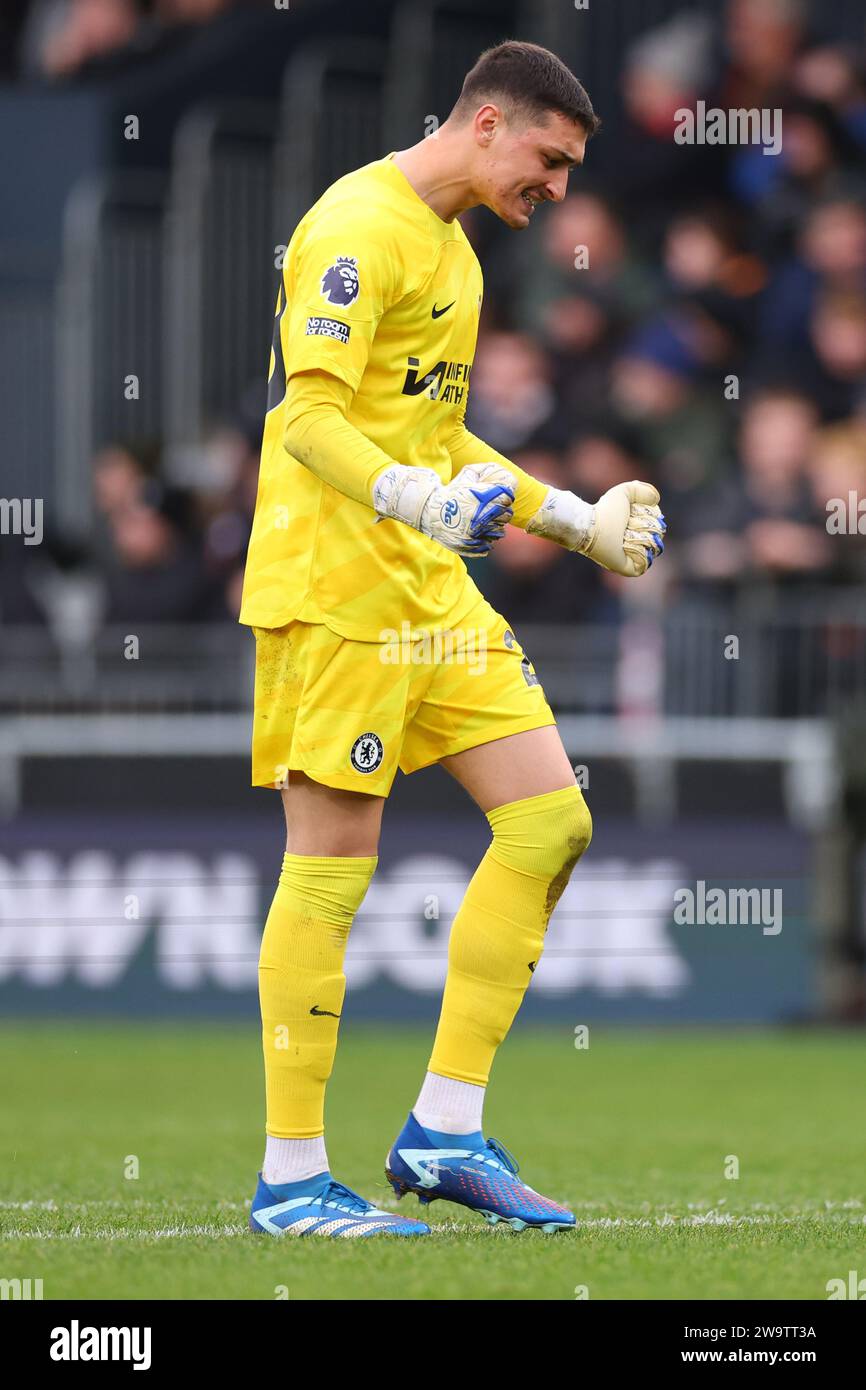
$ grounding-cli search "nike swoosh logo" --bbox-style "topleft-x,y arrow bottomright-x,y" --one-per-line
431,301 -> 455,319
310,1005 -> 341,1018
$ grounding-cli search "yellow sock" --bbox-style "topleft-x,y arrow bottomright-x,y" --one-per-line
258,851 -> 376,1138
429,785 -> 592,1086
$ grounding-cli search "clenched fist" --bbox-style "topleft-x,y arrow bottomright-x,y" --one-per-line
526,480 -> 666,577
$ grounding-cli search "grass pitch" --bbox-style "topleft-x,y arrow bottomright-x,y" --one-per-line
1,1022 -> 863,1300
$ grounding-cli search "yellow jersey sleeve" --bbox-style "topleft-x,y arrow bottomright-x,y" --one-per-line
441,415 -> 549,528
282,369 -> 399,507
277,218 -> 403,396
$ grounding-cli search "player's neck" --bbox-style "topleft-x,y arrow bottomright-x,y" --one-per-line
391,132 -> 478,224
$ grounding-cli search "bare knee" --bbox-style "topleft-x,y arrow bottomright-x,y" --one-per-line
281,772 -> 384,856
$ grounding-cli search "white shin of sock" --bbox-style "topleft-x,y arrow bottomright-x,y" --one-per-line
413,1070 -> 485,1135
263,1134 -> 329,1186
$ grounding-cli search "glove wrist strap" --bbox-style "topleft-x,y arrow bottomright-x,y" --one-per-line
525,486 -> 594,551
372,465 -> 440,531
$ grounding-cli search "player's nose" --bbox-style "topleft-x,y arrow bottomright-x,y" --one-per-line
543,170 -> 569,203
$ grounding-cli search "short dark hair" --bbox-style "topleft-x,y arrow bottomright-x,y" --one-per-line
451,39 -> 600,139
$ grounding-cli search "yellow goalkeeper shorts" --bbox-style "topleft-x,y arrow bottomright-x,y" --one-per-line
250,589 -> 556,796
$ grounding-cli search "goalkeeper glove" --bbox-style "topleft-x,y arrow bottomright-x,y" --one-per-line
372,462 -> 515,557
526,480 -> 666,577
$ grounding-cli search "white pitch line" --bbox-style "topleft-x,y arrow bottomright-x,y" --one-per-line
2,1198 -> 864,1214
0,1224 -> 249,1240
3,1200 -> 861,1212
3,1214 -> 866,1241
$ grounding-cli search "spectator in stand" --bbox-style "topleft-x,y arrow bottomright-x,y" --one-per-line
23,0 -> 142,79
101,478 -> 226,622
805,288 -> 866,421
677,388 -> 832,589
793,42 -> 866,152
661,204 -> 766,378
17,0 -> 241,81
512,191 -> 658,427
91,441 -> 153,571
807,420 -> 866,584
737,98 -> 865,253
520,191 -> 658,334
195,418 -> 259,618
717,0 -> 809,111
607,9 -> 725,248
464,331 -> 562,453
93,443 -> 148,513
758,195 -> 866,360
529,282 -> 619,432
764,283 -> 866,422
739,389 -> 831,581
786,194 -> 866,293
608,317 -> 733,521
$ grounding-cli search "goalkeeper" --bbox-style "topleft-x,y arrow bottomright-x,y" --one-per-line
241,39 -> 665,1240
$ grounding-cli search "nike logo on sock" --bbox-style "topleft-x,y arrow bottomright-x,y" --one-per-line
310,1005 -> 341,1018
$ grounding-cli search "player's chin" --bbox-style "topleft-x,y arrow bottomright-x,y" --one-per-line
491,194 -> 531,228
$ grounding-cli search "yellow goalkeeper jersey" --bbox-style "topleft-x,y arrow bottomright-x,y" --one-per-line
238,151 -> 487,639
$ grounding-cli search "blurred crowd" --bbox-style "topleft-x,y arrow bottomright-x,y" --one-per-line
2,0 -> 866,633
467,0 -> 866,626
0,0 -> 274,81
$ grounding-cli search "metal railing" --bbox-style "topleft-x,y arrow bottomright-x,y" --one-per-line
1,592 -> 864,721
0,623 -> 254,716
0,262 -> 55,505
55,172 -> 167,534
384,0 -> 519,148
163,103 -> 277,452
275,38 -> 388,240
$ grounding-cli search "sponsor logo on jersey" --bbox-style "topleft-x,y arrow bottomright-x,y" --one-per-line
401,356 -> 472,405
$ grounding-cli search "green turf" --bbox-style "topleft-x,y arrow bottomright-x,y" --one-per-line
1,1022 -> 864,1300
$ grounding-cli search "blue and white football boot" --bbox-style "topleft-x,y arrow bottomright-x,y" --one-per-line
385,1111 -> 576,1232
249,1169 -> 430,1238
